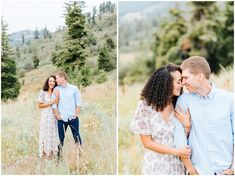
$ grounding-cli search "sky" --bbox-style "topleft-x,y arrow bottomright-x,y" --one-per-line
1,0 -> 115,34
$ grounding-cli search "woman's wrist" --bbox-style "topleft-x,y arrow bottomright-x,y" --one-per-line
171,148 -> 178,156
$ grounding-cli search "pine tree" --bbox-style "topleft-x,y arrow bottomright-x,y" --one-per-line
99,4 -> 102,19
33,53 -> 40,68
15,46 -> 21,59
43,26 -> 50,39
188,2 -> 221,72
215,1 -> 234,68
92,6 -> 97,25
34,28 -> 40,39
106,37 -> 116,50
52,1 -> 90,86
98,45 -> 115,72
1,19 -> 21,101
22,33 -> 25,44
153,8 -> 187,67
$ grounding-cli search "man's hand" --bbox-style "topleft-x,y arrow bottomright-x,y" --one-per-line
222,169 -> 234,175
56,114 -> 62,120
74,106 -> 81,118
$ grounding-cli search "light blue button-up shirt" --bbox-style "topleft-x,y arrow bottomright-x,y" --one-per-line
52,83 -> 81,122
174,84 -> 234,175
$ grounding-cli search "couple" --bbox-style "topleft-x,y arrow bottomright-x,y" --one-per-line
130,56 -> 234,175
37,71 -> 82,160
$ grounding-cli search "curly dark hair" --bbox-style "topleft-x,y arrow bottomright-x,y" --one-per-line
42,75 -> 57,91
141,64 -> 182,111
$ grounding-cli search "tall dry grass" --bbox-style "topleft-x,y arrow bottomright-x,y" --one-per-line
2,70 -> 117,174
118,67 -> 234,175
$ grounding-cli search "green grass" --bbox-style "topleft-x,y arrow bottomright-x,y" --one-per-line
2,66 -> 117,174
118,67 -> 234,175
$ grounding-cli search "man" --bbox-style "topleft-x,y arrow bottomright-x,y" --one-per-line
52,71 -> 82,158
174,56 -> 234,175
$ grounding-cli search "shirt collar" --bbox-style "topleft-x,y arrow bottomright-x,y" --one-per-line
195,83 -> 216,100
207,83 -> 216,99
60,82 -> 69,88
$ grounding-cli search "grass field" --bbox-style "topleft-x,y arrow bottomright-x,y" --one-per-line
1,65 -> 117,175
118,67 -> 234,175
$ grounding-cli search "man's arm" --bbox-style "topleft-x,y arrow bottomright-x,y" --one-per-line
222,97 -> 234,175
174,119 -> 197,174
174,95 -> 198,174
52,108 -> 62,120
74,86 -> 81,117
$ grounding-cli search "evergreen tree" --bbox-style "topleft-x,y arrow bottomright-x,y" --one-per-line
153,8 -> 187,67
52,1 -> 90,86
215,1 -> 234,68
15,46 -> 21,59
92,6 -> 97,25
106,37 -> 116,50
32,53 -> 40,68
43,26 -> 50,39
188,2 -> 221,72
22,33 -> 25,44
34,28 -> 40,39
111,4 -> 115,13
1,19 -> 21,101
98,45 -> 115,72
86,12 -> 91,24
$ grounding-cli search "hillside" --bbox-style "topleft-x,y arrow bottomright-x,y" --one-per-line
9,10 -> 116,81
118,1 -> 187,52
2,3 -> 117,174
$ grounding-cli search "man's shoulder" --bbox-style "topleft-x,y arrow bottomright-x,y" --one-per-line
215,87 -> 233,100
68,83 -> 79,90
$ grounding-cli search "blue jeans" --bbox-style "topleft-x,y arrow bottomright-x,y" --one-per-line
58,117 -> 82,146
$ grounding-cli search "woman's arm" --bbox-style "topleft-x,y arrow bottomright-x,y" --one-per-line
38,99 -> 54,108
181,158 -> 199,174
174,105 -> 191,137
140,134 -> 191,158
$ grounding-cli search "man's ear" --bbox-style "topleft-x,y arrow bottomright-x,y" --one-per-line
198,73 -> 205,81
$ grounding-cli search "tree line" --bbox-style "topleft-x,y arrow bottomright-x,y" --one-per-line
1,0 -> 116,101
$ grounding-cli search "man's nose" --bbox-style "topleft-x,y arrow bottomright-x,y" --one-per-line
182,78 -> 186,85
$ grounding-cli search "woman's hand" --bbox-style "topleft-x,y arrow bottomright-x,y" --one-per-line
174,105 -> 191,130
175,146 -> 191,158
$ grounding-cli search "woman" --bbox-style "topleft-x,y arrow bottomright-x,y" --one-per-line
130,64 -> 191,175
38,75 -> 60,159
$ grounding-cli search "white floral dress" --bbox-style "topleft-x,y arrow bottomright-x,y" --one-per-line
38,90 -> 59,158
130,100 -> 185,175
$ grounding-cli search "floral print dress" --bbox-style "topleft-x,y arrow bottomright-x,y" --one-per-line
130,100 -> 185,175
38,90 -> 59,158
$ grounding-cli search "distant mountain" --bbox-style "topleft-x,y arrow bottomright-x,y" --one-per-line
119,1 -> 158,17
8,11 -> 116,74
9,30 -> 34,46
118,2 -> 189,52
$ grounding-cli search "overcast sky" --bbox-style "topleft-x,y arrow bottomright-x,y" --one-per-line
2,0 -> 115,34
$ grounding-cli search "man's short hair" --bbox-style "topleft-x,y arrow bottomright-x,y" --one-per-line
56,71 -> 68,80
181,56 -> 211,79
